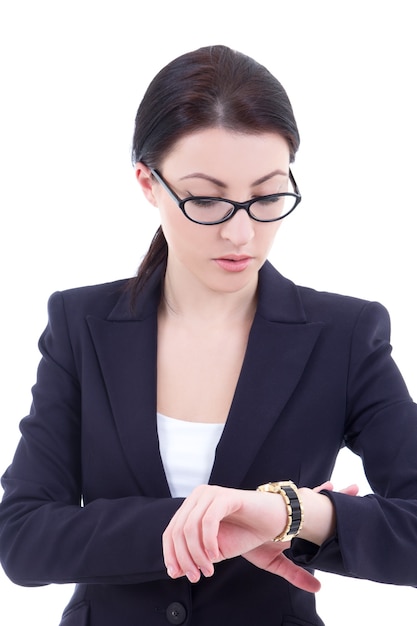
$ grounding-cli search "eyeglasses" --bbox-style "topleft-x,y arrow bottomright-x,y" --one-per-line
150,168 -> 302,225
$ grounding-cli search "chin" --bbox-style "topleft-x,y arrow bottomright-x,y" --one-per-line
209,271 -> 258,294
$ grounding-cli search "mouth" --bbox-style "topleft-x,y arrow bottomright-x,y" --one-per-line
218,255 -> 252,261
214,255 -> 253,272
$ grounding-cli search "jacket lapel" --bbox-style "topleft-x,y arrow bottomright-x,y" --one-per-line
209,262 -> 323,488
86,268 -> 171,497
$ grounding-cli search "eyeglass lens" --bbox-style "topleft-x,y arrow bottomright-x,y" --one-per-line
183,194 -> 297,224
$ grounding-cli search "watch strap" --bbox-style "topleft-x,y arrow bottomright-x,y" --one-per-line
256,480 -> 304,542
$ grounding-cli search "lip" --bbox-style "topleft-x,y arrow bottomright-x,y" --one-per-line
214,255 -> 253,272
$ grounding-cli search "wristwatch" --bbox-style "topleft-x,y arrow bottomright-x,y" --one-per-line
256,480 -> 304,542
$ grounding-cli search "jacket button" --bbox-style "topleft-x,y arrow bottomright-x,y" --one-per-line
166,601 -> 187,624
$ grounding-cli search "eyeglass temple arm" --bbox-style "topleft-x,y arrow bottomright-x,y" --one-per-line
289,169 -> 300,196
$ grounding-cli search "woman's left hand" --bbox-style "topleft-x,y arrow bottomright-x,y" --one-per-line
242,481 -> 359,589
162,484 -> 317,590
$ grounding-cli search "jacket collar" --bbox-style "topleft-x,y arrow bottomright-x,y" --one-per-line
107,261 -> 308,324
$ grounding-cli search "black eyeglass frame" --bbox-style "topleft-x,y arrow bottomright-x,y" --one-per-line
150,168 -> 302,225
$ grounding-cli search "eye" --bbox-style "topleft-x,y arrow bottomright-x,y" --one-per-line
192,198 -> 217,207
255,194 -> 284,206
187,197 -> 224,209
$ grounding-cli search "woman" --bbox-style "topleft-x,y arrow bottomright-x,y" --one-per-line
0,45 -> 416,626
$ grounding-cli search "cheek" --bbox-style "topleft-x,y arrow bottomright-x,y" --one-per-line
258,222 -> 281,249
159,204 -> 209,253
158,202 -> 182,238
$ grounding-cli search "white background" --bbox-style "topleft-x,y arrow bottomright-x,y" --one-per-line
0,1 -> 416,624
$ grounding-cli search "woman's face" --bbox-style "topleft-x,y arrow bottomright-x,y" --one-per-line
137,127 -> 291,297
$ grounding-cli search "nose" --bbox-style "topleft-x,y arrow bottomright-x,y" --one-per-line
219,208 -> 255,247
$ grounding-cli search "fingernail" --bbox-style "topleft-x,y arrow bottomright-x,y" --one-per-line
167,566 -> 177,578
186,570 -> 200,583
201,565 -> 213,577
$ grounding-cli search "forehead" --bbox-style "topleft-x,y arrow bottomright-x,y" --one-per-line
160,128 -> 290,182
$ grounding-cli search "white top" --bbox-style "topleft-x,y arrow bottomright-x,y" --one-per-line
157,412 -> 225,498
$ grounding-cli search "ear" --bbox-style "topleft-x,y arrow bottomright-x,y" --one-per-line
135,162 -> 158,207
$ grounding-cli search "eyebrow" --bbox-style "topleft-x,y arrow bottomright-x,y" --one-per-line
179,169 -> 288,188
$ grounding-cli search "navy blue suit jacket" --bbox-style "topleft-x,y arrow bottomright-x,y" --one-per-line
1,261 -> 417,626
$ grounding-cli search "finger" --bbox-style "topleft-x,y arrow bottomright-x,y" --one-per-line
339,483 -> 359,496
313,481 -> 359,497
163,498 -> 203,582
181,502 -> 219,578
313,481 -> 334,493
276,555 -> 321,593
163,486 -> 225,581
244,545 -> 320,593
163,518 -> 205,582
162,524 -> 193,581
181,486 -> 242,569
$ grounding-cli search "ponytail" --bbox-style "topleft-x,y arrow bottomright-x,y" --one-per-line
128,226 -> 168,306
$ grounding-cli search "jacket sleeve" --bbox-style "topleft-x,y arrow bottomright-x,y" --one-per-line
0,292 -> 183,587
291,301 -> 417,586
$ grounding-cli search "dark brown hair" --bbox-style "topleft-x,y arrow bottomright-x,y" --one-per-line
129,44 -> 300,299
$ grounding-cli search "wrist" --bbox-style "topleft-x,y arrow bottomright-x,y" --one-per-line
297,488 -> 336,546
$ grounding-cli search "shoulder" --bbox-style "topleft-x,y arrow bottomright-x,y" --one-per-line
298,284 -> 391,339
298,282 -> 386,317
260,261 -> 390,329
47,278 -> 131,321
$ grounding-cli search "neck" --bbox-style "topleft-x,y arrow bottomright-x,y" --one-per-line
160,263 -> 258,326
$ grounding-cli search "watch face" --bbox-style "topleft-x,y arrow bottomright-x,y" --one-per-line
265,484 -> 280,493
258,481 -> 292,493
